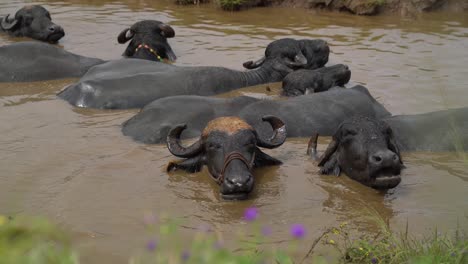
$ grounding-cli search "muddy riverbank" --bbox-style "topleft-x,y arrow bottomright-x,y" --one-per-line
180,0 -> 468,15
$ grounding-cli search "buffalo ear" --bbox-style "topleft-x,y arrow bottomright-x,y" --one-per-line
158,23 -> 175,38
253,148 -> 282,167
117,28 -> 134,44
243,56 -> 266,69
167,155 -> 205,173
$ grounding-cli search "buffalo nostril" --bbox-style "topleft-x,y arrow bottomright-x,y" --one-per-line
227,175 -> 252,187
48,26 -> 56,32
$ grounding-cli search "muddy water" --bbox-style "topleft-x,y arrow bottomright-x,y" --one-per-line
1,0 -> 467,263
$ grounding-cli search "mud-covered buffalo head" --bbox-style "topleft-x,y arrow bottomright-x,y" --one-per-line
309,116 -> 403,189
299,39 -> 330,70
0,5 -> 64,43
117,20 -> 176,62
240,39 -> 307,78
167,116 -> 286,200
282,64 -> 351,96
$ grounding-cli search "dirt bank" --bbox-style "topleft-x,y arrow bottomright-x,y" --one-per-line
178,0 -> 468,15
272,0 -> 468,15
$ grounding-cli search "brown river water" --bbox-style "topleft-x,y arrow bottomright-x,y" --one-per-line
0,0 -> 467,263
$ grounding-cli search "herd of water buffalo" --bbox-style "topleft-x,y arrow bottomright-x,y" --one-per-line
1,5 -> 467,200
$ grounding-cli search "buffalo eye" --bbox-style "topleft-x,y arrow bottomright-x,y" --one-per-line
208,142 -> 221,151
244,143 -> 255,152
340,127 -> 357,142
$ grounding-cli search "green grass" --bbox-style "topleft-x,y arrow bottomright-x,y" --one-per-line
1,210 -> 467,264
322,216 -> 468,264
218,0 -> 247,11
0,215 -> 78,264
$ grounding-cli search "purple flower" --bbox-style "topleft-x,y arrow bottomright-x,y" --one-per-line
244,207 -> 258,222
450,252 -> 456,257
290,224 -> 306,239
371,258 -> 378,264
146,239 -> 157,251
181,250 -> 191,262
262,226 -> 272,236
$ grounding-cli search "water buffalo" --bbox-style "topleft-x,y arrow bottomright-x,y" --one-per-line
0,5 -> 64,43
308,107 -> 468,189
243,39 -> 329,70
0,42 -> 104,82
166,116 -> 286,200
122,85 -> 391,143
118,20 -> 176,62
281,64 -> 351,96
57,38 -> 330,109
308,116 -> 403,189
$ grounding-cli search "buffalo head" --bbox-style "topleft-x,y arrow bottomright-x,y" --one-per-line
282,64 -> 351,96
118,20 -> 176,62
309,116 -> 403,189
241,38 -> 330,81
1,5 -> 64,43
299,39 -> 330,70
167,116 -> 286,200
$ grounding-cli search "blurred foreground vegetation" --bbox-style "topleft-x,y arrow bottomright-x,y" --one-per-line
1,211 -> 466,263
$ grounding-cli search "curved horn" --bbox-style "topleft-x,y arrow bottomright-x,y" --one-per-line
256,115 -> 287,149
243,56 -> 266,69
117,28 -> 134,44
159,23 -> 175,38
317,139 -> 338,166
283,52 -> 307,68
1,14 -> 19,31
166,124 -> 203,158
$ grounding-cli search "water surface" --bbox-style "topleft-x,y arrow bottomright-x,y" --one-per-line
0,1 -> 467,262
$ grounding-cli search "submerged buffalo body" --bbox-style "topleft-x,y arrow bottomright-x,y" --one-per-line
58,38 -> 330,109
0,5 -> 64,43
167,116 -> 286,200
309,107 -> 468,189
122,85 -> 391,143
0,42 -> 104,82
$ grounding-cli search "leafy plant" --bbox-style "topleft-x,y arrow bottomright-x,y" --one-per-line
0,215 -> 78,264
322,216 -> 468,264
130,207 -> 306,264
218,0 -> 247,11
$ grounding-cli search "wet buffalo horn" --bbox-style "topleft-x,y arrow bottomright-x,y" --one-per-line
158,23 -> 175,38
256,115 -> 287,149
167,124 -> 203,158
284,52 -> 307,68
117,28 -> 134,44
1,14 -> 18,30
317,139 -> 338,166
243,56 -> 266,69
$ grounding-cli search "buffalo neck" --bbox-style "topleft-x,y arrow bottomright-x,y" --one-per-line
199,62 -> 284,94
